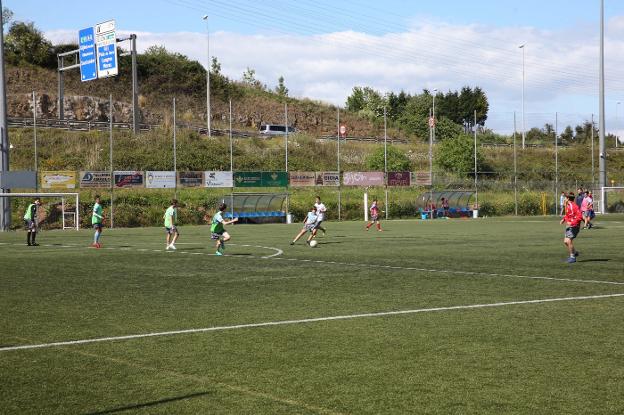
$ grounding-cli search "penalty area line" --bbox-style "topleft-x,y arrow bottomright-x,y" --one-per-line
2,293 -> 623,353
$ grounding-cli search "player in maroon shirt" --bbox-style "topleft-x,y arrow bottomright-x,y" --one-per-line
560,192 -> 583,263
365,199 -> 383,232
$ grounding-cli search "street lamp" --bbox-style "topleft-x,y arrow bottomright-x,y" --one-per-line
202,15 -> 211,138
519,44 -> 526,149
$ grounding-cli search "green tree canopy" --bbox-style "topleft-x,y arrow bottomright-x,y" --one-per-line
435,133 -> 485,176
365,145 -> 411,171
5,21 -> 54,67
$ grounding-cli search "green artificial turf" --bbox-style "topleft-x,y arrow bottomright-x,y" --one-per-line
1,216 -> 623,414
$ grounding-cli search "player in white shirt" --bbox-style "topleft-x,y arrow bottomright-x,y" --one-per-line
313,196 -> 327,235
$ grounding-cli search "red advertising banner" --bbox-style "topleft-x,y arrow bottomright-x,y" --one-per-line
343,172 -> 385,186
387,171 -> 411,186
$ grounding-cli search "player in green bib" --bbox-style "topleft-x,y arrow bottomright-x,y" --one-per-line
23,197 -> 41,246
91,195 -> 104,248
209,202 -> 238,255
164,199 -> 179,250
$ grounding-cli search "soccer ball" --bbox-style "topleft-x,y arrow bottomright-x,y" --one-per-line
309,240 -> 318,248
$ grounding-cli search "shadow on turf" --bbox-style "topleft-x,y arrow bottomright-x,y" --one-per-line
577,259 -> 610,263
84,391 -> 212,414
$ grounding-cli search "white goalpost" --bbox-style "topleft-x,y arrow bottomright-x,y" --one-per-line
599,187 -> 624,214
0,192 -> 80,230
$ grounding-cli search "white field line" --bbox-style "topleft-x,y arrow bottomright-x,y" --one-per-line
1,242 -> 622,286
2,293 -> 623,353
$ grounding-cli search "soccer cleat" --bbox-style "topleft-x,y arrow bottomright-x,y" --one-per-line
290,241 -> 295,245
166,245 -> 170,250
31,243 -> 39,247
566,257 -> 576,263
574,251 -> 579,258
27,243 -> 31,246
169,244 -> 176,250
215,251 -> 223,256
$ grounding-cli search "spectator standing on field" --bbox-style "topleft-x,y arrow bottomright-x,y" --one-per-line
575,188 -> 585,209
441,197 -> 450,217
559,191 -> 566,216
581,191 -> 594,229
23,197 -> 41,246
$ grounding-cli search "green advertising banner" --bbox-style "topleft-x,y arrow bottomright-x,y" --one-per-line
261,171 -> 288,187
234,171 -> 288,187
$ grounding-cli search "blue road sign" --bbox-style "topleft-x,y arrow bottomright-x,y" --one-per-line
95,20 -> 118,78
78,27 -> 97,82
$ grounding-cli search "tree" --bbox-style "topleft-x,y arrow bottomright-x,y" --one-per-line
275,75 -> 288,97
210,56 -> 221,75
366,146 -> 411,171
560,125 -> 574,143
5,21 -> 54,68
435,133 -> 484,176
2,7 -> 13,26
345,86 -> 385,118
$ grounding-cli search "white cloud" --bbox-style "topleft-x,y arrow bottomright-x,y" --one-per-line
45,19 -> 624,132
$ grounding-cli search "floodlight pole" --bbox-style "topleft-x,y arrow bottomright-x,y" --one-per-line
337,108 -> 341,221
131,34 -> 139,134
203,15 -> 211,137
616,102 -> 621,148
519,44 -> 526,149
109,94 -> 114,229
173,97 -> 177,198
591,114 -> 595,186
285,103 -> 288,172
474,110 -> 478,214
229,99 -> 233,171
555,112 -> 559,215
599,0 -> 607,210
513,111 -> 518,215
33,91 -> 38,190
383,106 -> 388,220
0,2 -> 9,231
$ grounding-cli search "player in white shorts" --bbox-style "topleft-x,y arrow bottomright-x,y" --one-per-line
314,196 -> 327,235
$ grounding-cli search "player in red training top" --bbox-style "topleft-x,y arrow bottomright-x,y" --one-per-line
365,199 -> 383,232
560,192 -> 583,263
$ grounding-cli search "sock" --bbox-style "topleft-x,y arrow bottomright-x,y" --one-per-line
27,232 -> 31,244
221,239 -> 225,250
376,223 -> 381,230
94,231 -> 100,244
31,233 -> 37,244
366,223 -> 371,229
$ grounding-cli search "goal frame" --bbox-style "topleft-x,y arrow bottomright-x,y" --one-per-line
0,192 -> 80,230
599,187 -> 624,214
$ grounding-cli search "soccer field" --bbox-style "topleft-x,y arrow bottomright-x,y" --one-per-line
1,217 -> 623,414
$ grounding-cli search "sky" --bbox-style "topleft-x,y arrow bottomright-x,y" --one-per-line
7,0 -> 624,136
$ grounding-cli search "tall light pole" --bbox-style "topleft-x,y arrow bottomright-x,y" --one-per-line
0,2 -> 10,231
616,102 -> 621,148
202,15 -> 211,138
599,0 -> 606,212
432,88 -> 438,142
519,44 -> 526,149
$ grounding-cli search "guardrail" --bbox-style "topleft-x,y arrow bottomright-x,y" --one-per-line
8,117 -> 409,143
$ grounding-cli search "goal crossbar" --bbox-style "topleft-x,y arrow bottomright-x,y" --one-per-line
0,192 -> 80,230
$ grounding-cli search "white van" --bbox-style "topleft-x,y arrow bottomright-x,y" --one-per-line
259,124 -> 296,135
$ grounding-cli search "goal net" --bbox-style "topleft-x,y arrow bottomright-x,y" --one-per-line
0,192 -> 80,231
599,187 -> 624,214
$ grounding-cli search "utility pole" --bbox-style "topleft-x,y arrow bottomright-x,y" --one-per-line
0,2 -> 10,231
519,44 -> 526,149
202,15 -> 211,137
109,94 -> 114,229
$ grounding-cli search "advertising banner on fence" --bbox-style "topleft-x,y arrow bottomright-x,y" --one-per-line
234,171 -> 288,187
412,171 -> 432,186
234,171 -> 262,187
387,171 -> 411,186
41,171 -> 76,189
114,171 -> 144,188
177,171 -> 204,188
79,171 -> 111,188
204,171 -> 233,188
146,171 -> 176,188
317,171 -> 340,186
343,172 -> 385,186
289,171 -> 316,187
262,171 -> 288,187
